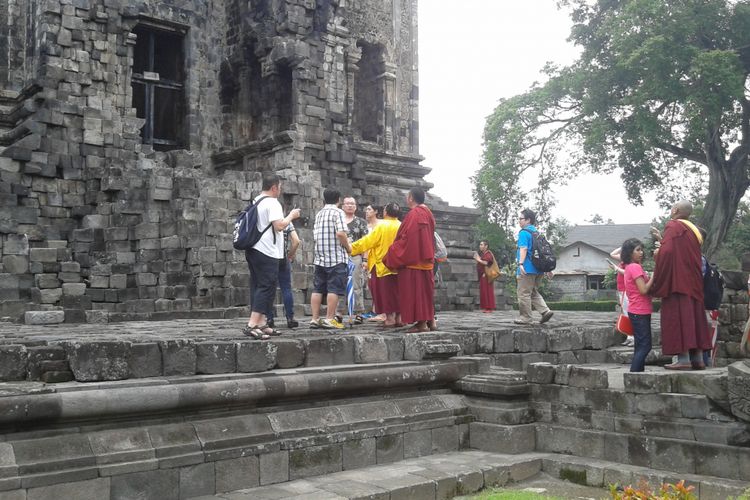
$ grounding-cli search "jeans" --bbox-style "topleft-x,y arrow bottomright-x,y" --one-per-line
267,258 -> 294,322
245,249 -> 281,316
628,312 -> 652,372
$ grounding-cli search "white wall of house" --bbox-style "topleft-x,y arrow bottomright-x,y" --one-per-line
556,242 -> 611,273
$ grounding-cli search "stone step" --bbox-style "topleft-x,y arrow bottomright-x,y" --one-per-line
541,452 -> 750,500
186,450 -> 547,500
185,449 -> 750,500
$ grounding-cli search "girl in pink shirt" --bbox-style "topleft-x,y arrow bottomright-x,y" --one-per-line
621,238 -> 654,372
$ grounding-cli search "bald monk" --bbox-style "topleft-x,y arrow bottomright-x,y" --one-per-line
383,187 -> 436,333
650,200 -> 711,370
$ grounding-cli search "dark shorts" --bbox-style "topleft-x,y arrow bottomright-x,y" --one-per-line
313,263 -> 347,296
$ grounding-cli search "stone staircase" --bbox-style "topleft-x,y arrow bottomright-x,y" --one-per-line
0,312 -> 748,499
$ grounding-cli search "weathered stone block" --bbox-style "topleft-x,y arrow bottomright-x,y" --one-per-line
196,342 -> 236,374
270,339 -> 304,369
215,456 -> 260,493
568,366 -> 608,389
403,430 -> 431,459
354,335 -> 389,363
526,362 -> 556,384
159,340 -> 196,376
514,329 -> 547,352
62,283 -> 86,296
63,341 -> 131,381
35,274 -> 60,289
178,463 -> 214,499
236,341 -> 277,372
24,310 -> 65,325
332,436 -> 373,475
129,343 -> 162,378
624,372 -> 672,393
303,337 -> 355,366
259,450 -> 288,486
2,255 -> 28,274
29,248 -> 57,263
110,468 -> 178,500
492,329 -> 515,353
289,444 -> 342,480
546,328 -> 585,352
26,478 -> 110,500
431,426 -> 459,453
0,345 -> 28,381
4,234 -> 29,255
470,423 -> 536,454
376,434 -> 403,464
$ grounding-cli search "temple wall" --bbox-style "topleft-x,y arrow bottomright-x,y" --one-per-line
0,0 -> 481,323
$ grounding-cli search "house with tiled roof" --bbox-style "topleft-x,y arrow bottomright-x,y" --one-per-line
550,223 -> 653,300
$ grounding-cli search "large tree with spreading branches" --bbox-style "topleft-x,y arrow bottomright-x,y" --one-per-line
474,0 -> 750,258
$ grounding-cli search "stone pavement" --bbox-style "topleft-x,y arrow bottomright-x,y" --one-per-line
0,310 -> 628,343
0,310 -> 651,383
186,450 -> 747,500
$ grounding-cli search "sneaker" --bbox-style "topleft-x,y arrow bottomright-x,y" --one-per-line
320,318 -> 344,330
540,310 -> 554,324
514,318 -> 533,325
287,318 -> 299,328
334,315 -> 344,323
309,319 -> 322,329
622,337 -> 634,347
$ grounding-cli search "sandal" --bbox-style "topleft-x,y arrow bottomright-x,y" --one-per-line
258,324 -> 282,336
406,326 -> 429,333
354,315 -> 364,325
242,325 -> 270,340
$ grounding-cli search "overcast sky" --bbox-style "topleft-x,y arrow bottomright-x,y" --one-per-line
418,1 -> 663,225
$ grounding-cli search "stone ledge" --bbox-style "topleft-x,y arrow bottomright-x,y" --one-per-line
0,358 -> 485,426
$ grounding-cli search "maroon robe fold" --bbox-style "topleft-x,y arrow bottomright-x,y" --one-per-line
384,205 -> 435,323
477,250 -> 496,311
650,219 -> 710,354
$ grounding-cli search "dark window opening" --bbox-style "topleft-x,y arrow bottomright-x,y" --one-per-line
132,25 -> 186,151
273,65 -> 293,133
354,42 -> 384,143
587,275 -> 605,290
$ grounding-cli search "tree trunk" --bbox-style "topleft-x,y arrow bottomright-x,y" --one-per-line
700,155 -> 750,260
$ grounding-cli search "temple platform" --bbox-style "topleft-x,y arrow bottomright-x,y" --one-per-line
0,311 -> 748,499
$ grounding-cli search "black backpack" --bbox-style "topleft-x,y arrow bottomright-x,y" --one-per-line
232,196 -> 275,251
521,228 -> 556,272
703,260 -> 724,310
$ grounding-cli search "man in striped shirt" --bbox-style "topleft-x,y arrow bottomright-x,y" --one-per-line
310,187 -> 352,330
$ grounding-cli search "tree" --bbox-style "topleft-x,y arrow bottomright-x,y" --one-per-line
586,214 -> 614,225
474,0 -> 750,259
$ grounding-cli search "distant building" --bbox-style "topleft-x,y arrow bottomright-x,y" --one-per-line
551,224 -> 652,301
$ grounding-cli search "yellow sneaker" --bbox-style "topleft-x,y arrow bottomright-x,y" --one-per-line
320,318 -> 344,330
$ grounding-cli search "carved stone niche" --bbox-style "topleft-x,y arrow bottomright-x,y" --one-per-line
728,360 -> 750,423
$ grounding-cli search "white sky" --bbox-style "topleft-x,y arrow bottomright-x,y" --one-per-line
418,1 -> 663,225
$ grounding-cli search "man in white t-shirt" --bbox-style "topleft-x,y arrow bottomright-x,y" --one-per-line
243,173 -> 300,339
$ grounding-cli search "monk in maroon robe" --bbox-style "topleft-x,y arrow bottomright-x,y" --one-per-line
650,200 -> 711,370
473,240 -> 496,312
383,187 -> 436,332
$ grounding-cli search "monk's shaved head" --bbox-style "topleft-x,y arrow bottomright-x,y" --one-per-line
671,199 -> 693,220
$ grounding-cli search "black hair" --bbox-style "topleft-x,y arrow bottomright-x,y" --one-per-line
620,238 -> 643,264
520,208 -> 536,225
384,202 -> 401,218
323,187 -> 340,204
408,187 -> 425,205
479,240 -> 489,248
262,173 -> 281,191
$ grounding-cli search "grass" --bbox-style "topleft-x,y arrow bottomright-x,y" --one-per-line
463,489 -> 567,500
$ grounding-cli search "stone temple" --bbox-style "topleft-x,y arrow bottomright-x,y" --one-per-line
0,0 -> 484,323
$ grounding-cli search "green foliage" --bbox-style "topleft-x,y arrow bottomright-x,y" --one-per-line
548,301 -> 619,312
603,268 -> 618,290
609,479 -> 697,500
474,0 -> 750,259
474,218 -> 516,267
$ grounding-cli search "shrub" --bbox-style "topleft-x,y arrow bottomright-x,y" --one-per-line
609,479 -> 696,500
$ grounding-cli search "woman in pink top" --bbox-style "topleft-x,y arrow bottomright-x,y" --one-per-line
621,238 -> 655,372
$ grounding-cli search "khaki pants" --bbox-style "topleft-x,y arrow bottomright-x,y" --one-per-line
517,273 -> 549,321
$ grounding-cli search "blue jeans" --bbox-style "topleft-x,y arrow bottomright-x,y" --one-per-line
628,312 -> 652,372
267,258 -> 294,322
